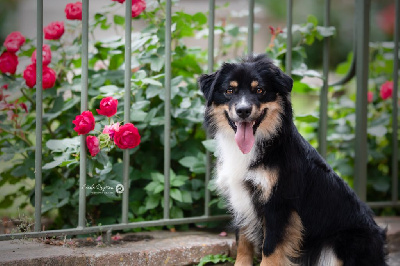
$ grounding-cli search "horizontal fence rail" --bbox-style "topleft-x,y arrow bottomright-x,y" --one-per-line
0,0 -> 399,242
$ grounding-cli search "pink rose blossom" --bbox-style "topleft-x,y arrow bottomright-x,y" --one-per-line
103,122 -> 120,140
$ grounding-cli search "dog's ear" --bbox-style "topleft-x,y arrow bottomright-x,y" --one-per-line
276,70 -> 293,93
198,71 -> 219,103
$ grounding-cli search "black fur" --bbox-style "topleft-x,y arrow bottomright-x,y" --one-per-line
199,54 -> 387,265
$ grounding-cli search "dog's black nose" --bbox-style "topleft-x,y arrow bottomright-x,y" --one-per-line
236,104 -> 252,119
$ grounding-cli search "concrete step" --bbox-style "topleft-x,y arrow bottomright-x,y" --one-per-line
0,230 -> 236,266
2,217 -> 400,266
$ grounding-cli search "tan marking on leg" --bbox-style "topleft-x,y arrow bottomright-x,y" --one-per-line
230,80 -> 238,87
235,230 -> 254,266
261,212 -> 303,266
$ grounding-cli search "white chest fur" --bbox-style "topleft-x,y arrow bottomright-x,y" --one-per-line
214,133 -> 270,244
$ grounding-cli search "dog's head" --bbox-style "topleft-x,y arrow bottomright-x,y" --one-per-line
199,54 -> 293,154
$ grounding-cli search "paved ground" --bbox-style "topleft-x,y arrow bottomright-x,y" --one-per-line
1,217 -> 400,265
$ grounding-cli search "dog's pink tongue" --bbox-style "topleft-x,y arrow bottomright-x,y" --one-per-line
235,122 -> 255,154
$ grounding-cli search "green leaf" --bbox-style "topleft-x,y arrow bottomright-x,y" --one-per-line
202,139 -> 217,153
181,190 -> 193,203
295,114 -> 319,123
179,156 -> 198,169
145,195 -> 160,210
368,126 -> 387,137
170,188 -> 183,202
46,137 -> 80,152
307,15 -> 318,26
113,14 -> 125,25
316,26 -> 336,37
193,12 -> 207,25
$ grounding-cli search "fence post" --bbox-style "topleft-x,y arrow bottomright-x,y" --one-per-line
204,0 -> 215,217
34,0 -> 43,232
78,0 -> 89,228
285,0 -> 292,76
354,0 -> 370,202
392,0 -> 399,204
163,0 -> 172,220
248,0 -> 254,54
318,0 -> 330,158
122,0 -> 132,224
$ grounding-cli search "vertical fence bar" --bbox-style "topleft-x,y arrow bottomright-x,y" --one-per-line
248,0 -> 255,54
34,0 -> 43,232
204,0 -> 215,217
164,0 -> 172,220
285,0 -> 293,76
318,0 -> 330,158
78,0 -> 89,228
122,0 -> 132,224
354,0 -> 370,202
392,0 -> 399,204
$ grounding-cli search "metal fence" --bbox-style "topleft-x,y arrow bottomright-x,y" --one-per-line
0,0 -> 399,242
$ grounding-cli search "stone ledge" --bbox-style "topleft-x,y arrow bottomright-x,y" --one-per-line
0,231 -> 236,266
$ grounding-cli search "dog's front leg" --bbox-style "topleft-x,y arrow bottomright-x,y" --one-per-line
260,210 -> 303,266
235,229 -> 254,266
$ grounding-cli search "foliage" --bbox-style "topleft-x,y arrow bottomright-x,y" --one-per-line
0,0 -> 247,228
0,0 -> 396,231
197,254 -> 235,266
294,42 -> 399,211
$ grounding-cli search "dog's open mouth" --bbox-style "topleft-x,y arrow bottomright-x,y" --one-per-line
224,108 -> 267,154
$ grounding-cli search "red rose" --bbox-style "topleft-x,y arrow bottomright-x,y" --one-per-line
44,21 -> 65,40
132,0 -> 146,18
112,0 -> 125,3
23,64 -> 57,89
65,2 -> 82,20
86,135 -> 100,157
32,45 -> 52,66
73,111 -> 95,135
43,66 -> 57,89
23,64 -> 36,88
96,96 -> 118,117
0,51 -> 18,74
114,123 -> 141,149
4,32 -> 25,53
367,91 -> 373,103
380,81 -> 393,100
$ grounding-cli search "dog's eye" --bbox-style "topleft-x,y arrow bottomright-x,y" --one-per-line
225,88 -> 234,94
256,88 -> 264,94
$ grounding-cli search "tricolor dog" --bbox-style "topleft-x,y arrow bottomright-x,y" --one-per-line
199,54 -> 387,265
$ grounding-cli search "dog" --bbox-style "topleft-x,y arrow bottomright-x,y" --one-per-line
198,54 -> 387,266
